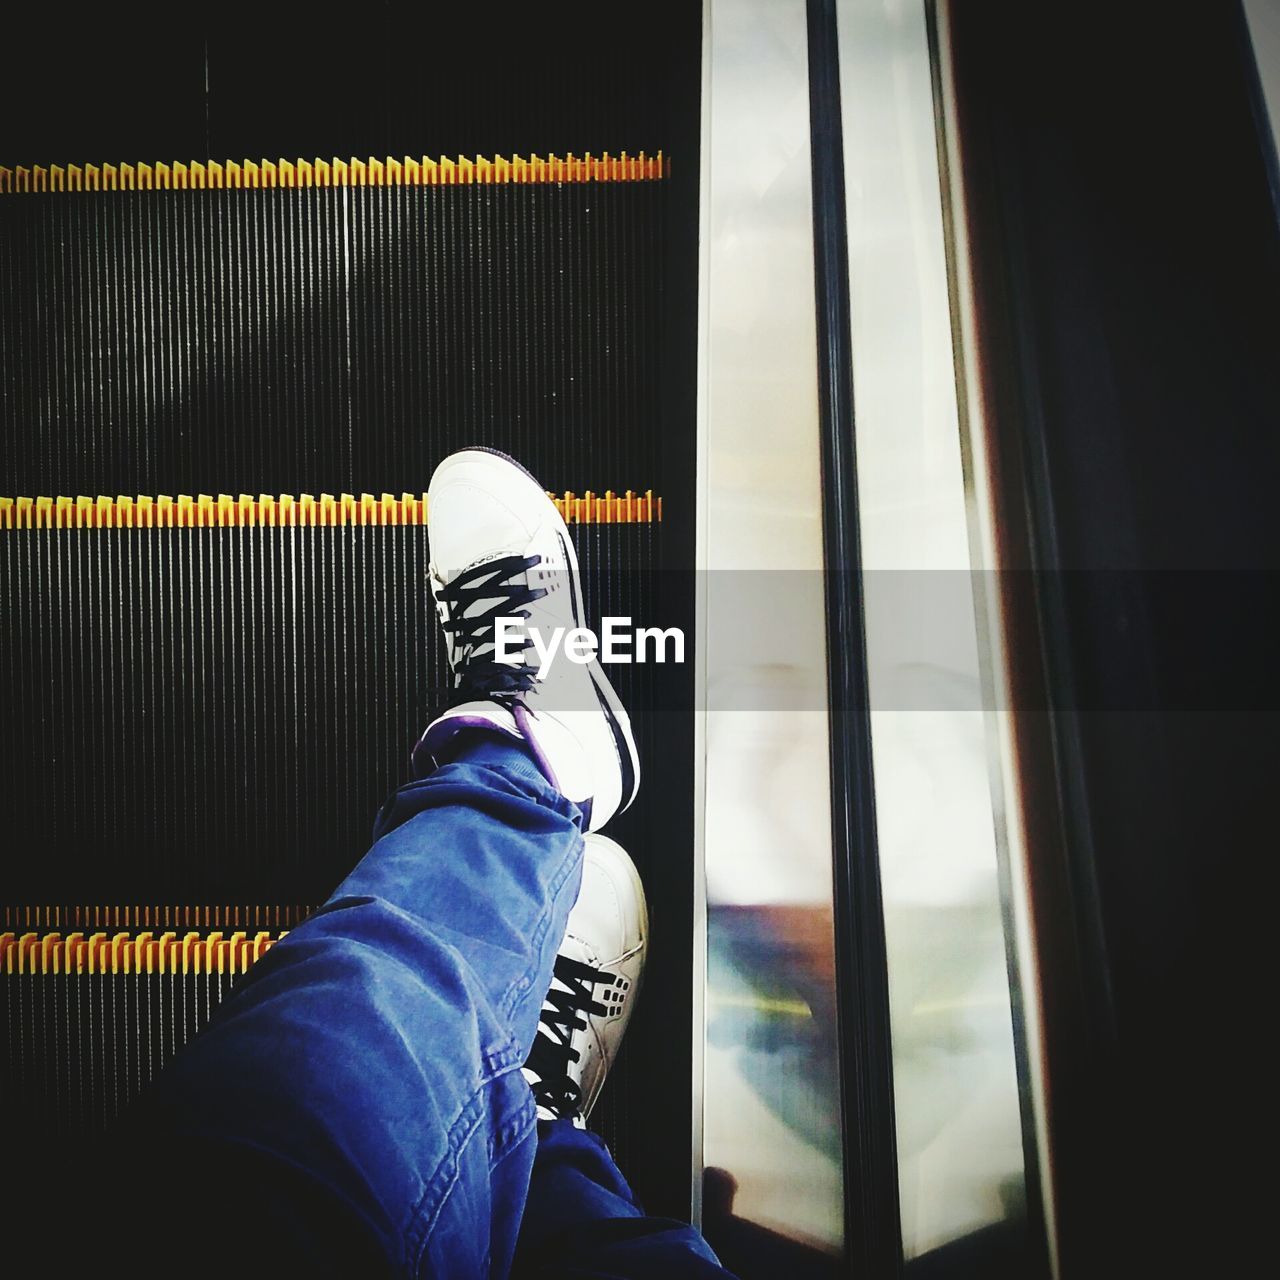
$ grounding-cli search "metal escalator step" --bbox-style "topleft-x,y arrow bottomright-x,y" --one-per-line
1,179 -> 667,497
1,930 -> 285,1136
0,514 -> 665,1180
0,519 -> 659,905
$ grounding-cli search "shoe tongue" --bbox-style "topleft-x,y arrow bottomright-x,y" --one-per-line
555,932 -> 597,971
447,551 -> 533,651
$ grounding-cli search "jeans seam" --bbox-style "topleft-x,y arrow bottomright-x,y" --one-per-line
498,832 -> 582,1024
481,1039 -> 523,1077
403,1063 -> 537,1275
402,833 -> 579,1271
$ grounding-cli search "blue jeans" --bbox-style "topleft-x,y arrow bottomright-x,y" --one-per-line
131,737 -> 731,1279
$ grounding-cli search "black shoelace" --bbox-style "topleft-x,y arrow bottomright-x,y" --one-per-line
436,554 -> 546,701
526,953 -> 611,1119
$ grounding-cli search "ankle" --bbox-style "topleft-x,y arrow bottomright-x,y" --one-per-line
444,731 -> 540,775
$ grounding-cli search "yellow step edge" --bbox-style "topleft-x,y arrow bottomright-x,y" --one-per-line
1,929 -> 285,977
0,152 -> 668,195
0,491 -> 662,529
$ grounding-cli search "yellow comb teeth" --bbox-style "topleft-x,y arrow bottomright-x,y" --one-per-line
1,901 -> 320,974
0,491 -> 661,528
1,929 -> 284,976
0,153 -> 668,195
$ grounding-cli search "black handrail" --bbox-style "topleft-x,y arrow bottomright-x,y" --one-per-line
806,1 -> 902,1274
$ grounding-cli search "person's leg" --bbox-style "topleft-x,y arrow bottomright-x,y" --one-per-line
514,833 -> 737,1279
128,449 -> 644,1277
118,450 -> 728,1279
514,1122 -> 733,1278
133,732 -> 583,1277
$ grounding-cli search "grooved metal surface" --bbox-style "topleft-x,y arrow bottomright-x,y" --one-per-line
0,184 -> 664,496
0,523 -> 656,905
3,965 -> 244,1136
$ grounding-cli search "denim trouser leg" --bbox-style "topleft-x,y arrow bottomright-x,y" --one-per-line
514,1121 -> 735,1278
137,738 -> 581,1276
132,736 -> 733,1279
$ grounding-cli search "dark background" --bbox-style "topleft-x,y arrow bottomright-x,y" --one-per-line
947,2 -> 1278,1274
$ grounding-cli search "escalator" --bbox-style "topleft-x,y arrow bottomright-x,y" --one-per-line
0,0 -> 702,1227
7,3 -> 1274,1276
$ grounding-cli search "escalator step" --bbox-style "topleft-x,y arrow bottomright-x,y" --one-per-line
2,937 -> 283,1135
0,519 -> 659,905
1,174 -> 667,496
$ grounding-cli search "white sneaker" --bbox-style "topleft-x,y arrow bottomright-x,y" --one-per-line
523,833 -> 648,1124
412,448 -> 640,831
